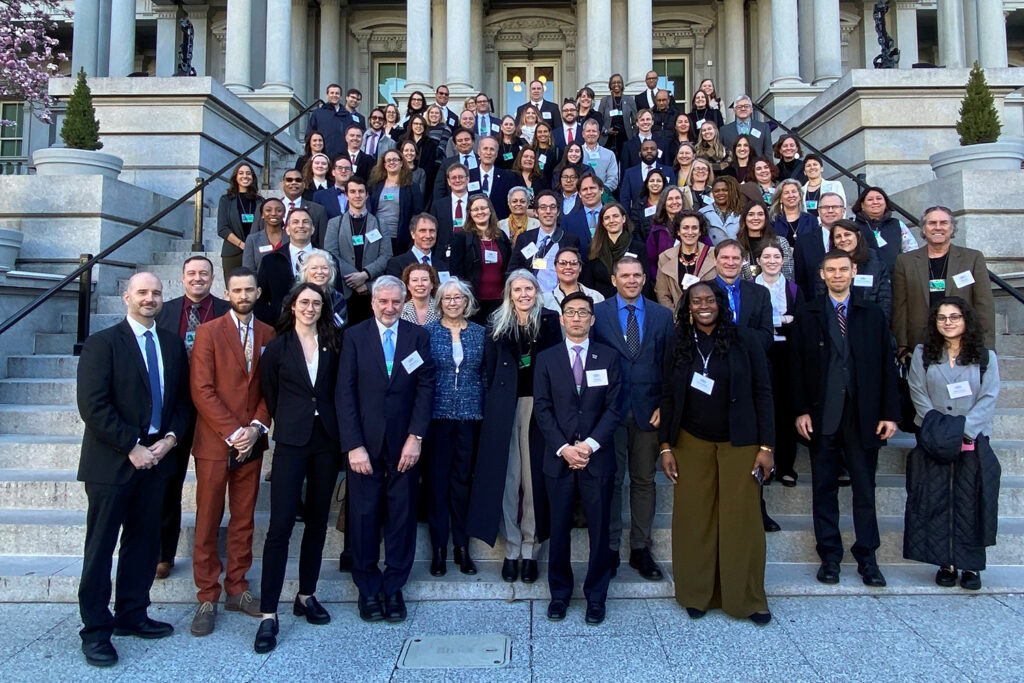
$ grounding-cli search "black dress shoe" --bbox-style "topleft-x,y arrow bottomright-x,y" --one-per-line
685,607 -> 706,620
384,591 -> 407,623
253,618 -> 278,654
82,640 -> 118,667
762,513 -> 781,532
935,566 -> 958,588
858,564 -> 887,587
430,547 -> 447,577
816,561 -> 840,584
780,473 -> 798,488
113,617 -> 174,639
609,552 -> 620,578
960,570 -> 982,590
838,471 -> 851,487
584,601 -> 606,625
339,550 -> 353,573
520,559 -> 538,584
628,548 -> 663,581
501,558 -> 519,583
357,592 -> 385,622
750,611 -> 772,626
547,599 -> 568,621
453,546 -> 477,575
293,595 -> 331,625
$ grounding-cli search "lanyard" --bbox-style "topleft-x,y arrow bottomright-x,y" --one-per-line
694,332 -> 712,376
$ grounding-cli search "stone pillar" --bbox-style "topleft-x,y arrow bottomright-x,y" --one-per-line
263,0 -> 293,90
108,0 -> 136,77
354,30 -> 372,99
963,0 -> 980,66
861,0 -> 875,69
577,0 -> 588,92
290,0 -> 308,100
338,3 -> 349,87
483,28 -> 499,102
470,0 -> 483,89
797,0 -> 814,82
585,0 -> 612,91
405,0 -> 432,91
319,0 -> 341,92
755,0 -> 773,97
224,0 -> 253,91
771,0 -> 801,84
977,0 -> 1008,68
937,0 -> 967,69
446,0 -> 472,89
155,9 -> 179,77
812,0 -> 841,85
611,0 -> 627,78
692,27 -> 709,86
894,1 -> 919,68
625,0 -> 652,92
185,5 -> 210,76
97,0 -> 111,76
431,0 -> 447,87
71,0 -> 99,77
723,0 -> 746,104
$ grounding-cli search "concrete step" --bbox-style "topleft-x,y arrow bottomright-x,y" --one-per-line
992,410 -> 1024,440
0,436 -> 82,469
995,334 -> 1024,357
6,354 -> 78,379
149,251 -> 221,267
3,555 -> 1023,603
993,356 -> 1024,379
0,378 -> 76,405
59,313 -> 122,334
168,239 -> 212,252
33,333 -> 76,355
0,405 -> 82,436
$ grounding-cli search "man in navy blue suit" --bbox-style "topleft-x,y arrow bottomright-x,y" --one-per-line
552,100 -> 583,151
560,173 -> 606,254
472,92 -> 501,137
618,140 -> 677,214
336,275 -> 435,624
533,291 -> 623,626
312,156 -> 353,220
591,257 -> 674,581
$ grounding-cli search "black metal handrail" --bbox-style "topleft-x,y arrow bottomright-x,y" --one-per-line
752,101 -> 1024,304
0,98 -> 322,347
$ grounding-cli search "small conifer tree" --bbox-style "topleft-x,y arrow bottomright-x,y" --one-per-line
59,68 -> 102,150
955,62 -> 1001,146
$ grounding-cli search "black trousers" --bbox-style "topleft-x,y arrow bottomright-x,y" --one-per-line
810,399 -> 880,566
260,419 -> 340,613
79,466 -> 167,642
426,419 -> 478,550
767,342 -> 798,478
349,444 -> 420,598
546,469 -> 614,603
159,418 -> 196,563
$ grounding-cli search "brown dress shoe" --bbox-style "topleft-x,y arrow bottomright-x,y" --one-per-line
190,602 -> 216,637
225,590 -> 263,617
154,561 -> 173,580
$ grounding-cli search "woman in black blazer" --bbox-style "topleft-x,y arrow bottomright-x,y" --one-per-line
581,202 -> 650,299
255,282 -> 341,654
217,162 -> 263,279
449,195 -> 512,324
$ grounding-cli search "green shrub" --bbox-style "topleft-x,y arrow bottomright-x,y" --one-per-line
60,68 -> 103,150
955,62 -> 1001,146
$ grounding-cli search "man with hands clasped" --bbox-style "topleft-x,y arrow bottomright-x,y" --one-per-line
533,292 -> 623,626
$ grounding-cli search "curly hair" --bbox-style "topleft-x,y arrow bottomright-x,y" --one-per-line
922,296 -> 986,368
670,281 -> 737,369
275,282 -> 342,351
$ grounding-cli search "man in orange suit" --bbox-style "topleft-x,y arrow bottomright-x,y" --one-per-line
188,267 -> 276,636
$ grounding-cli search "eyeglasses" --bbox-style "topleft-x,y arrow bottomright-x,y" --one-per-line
555,260 -> 581,267
295,300 -> 323,309
819,204 -> 845,211
561,174 -> 578,180
370,115 -> 384,121
537,204 -> 558,211
284,177 -> 303,183
937,314 -> 964,323
562,309 -> 591,318
441,296 -> 465,304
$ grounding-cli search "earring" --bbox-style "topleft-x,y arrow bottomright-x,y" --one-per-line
688,311 -> 694,326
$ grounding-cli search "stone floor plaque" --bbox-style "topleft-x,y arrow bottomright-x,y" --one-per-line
397,634 -> 512,669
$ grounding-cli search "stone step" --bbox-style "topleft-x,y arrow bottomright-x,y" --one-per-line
0,405 -> 82,436
168,239 -> 212,252
58,313 -> 122,335
149,250 -> 221,267
1,509 -> 1022,566
993,356 -> 1024,379
0,378 -> 77,405
3,555 -> 1023,604
995,334 -> 1024,357
33,333 -> 76,355
992,410 -> 1024,440
0,435 -> 82,469
6,354 -> 78,379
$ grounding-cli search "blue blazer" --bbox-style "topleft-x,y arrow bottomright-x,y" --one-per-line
772,212 -> 818,247
312,186 -> 347,221
618,164 -> 677,218
552,123 -> 583,152
559,206 -> 596,254
533,340 -> 623,478
591,297 -> 675,431
336,319 -> 435,460
426,320 -> 485,421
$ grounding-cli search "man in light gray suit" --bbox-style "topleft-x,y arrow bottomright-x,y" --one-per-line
362,108 -> 396,159
579,119 -> 619,193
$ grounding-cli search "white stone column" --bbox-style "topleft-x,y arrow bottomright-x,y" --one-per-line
723,0 -> 746,105
263,0 -> 293,90
894,1 -> 919,68
155,9 -> 178,77
585,0 -> 612,91
470,0 -> 483,89
625,0 -> 652,92
71,0 -> 99,76
771,0 -> 801,84
319,0 -> 341,92
937,0 -> 967,69
861,1 -> 875,68
577,0 -> 588,92
431,0 -> 446,86
338,3 -> 349,86
290,0 -> 308,99
446,0 -> 472,89
224,0 -> 253,91
797,0 -> 814,82
977,0 -> 1008,68
963,0 -> 980,66
812,0 -> 841,85
108,0 -> 136,77
405,0 -> 432,91
185,5 -> 210,76
755,0 -> 774,97
611,0 -> 627,79
96,0 -> 111,76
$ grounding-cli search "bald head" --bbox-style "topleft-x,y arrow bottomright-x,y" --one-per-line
123,272 -> 164,325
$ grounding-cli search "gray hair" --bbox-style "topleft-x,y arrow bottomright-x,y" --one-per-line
923,205 -> 957,237
768,179 -> 806,222
733,94 -> 753,108
475,135 -> 498,153
819,191 -> 844,207
371,274 -> 407,300
490,269 -> 544,341
433,277 -> 479,319
507,185 -> 530,205
582,118 -> 601,133
295,248 -> 337,290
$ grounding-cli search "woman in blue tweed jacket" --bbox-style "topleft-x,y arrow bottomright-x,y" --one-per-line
425,277 -> 486,578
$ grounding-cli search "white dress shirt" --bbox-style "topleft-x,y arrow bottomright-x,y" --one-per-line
450,191 -> 469,225
289,242 -> 314,275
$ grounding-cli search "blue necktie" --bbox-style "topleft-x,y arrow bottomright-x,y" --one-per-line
482,172 -> 489,194
383,328 -> 395,376
144,330 -> 162,433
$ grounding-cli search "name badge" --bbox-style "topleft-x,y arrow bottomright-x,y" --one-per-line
258,244 -> 273,253
352,235 -> 364,246
484,249 -> 499,264
468,181 -> 481,192
333,313 -> 344,327
696,118 -> 706,129
657,149 -> 663,159
490,123 -> 500,132
853,274 -> 874,287
454,218 -> 464,228
805,200 -> 818,210
953,270 -> 975,288
503,152 -> 514,161
542,111 -> 552,119
874,232 -> 888,248
538,154 -> 547,168
402,350 -> 424,373
521,242 -> 539,259
366,229 -> 383,243
588,161 -> 599,168
610,109 -> 623,117
588,150 -> 600,160
644,205 -> 657,217
532,257 -> 548,270
690,373 -> 715,395
185,330 -> 195,349
448,116 -> 458,127
929,279 -> 946,293
586,369 -> 609,387
518,354 -> 532,369
351,114 -> 361,122
241,213 -> 255,223
947,381 -> 973,399
702,194 -> 714,204
751,128 -> 762,138
438,270 -> 451,283
681,273 -> 701,289
383,193 -> 395,201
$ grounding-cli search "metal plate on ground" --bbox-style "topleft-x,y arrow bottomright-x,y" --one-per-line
397,634 -> 512,669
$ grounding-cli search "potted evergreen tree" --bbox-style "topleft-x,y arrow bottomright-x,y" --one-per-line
31,68 -> 123,178
929,62 -> 1024,178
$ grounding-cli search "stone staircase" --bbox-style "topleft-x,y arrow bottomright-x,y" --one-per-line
1,211 -> 1023,603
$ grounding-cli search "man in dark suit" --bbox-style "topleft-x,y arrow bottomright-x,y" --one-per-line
634,70 -> 675,113
385,213 -> 450,278
712,240 -> 774,351
560,173 -> 607,255
255,208 -> 317,324
591,257 -> 674,581
336,275 -> 435,624
434,84 -> 460,130
516,79 -> 562,127
342,124 -> 375,181
312,156 -> 353,221
793,191 -> 845,297
650,90 -> 678,135
533,291 -> 623,625
152,255 -> 230,580
552,100 -> 583,151
76,272 -> 191,667
719,95 -> 773,159
472,92 -> 501,137
432,128 -> 479,203
790,249 -> 899,588
469,136 -> 517,219
307,84 -> 349,159
620,109 -> 666,177
362,108 -> 396,159
618,140 -> 677,213
430,162 -> 472,260
508,190 -> 579,291
253,169 -> 327,250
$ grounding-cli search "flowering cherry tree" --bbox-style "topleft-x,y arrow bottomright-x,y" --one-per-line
0,0 -> 69,125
